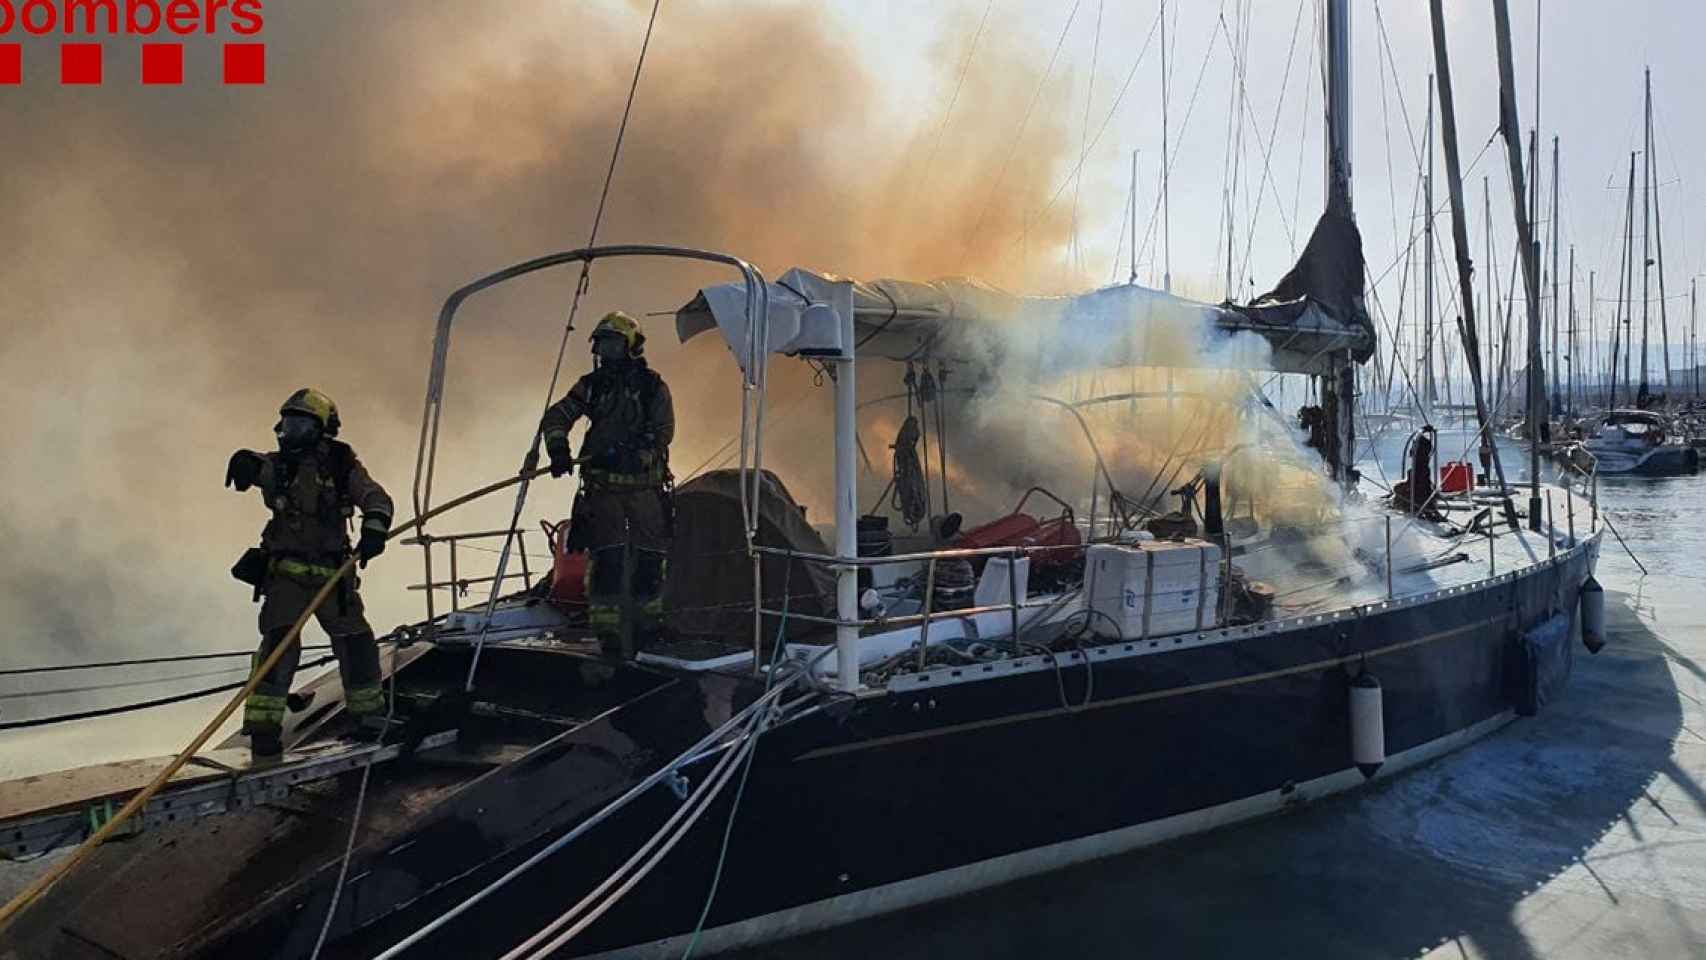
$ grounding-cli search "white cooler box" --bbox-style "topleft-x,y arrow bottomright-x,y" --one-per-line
1085,540 -> 1223,640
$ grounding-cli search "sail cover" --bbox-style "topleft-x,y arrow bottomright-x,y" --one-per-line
676,212 -> 1374,378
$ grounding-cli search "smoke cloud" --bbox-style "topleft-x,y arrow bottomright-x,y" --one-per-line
0,0 -> 1085,769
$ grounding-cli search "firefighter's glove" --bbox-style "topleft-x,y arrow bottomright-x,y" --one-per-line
226,449 -> 265,491
357,527 -> 387,568
547,438 -> 575,478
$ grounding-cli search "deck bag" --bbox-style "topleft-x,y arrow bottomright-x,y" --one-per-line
1513,612 -> 1573,716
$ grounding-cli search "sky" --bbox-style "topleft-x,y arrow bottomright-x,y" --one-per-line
1,0 -> 1702,770
831,0 -> 1706,309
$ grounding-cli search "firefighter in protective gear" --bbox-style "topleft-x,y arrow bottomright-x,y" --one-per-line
226,388 -> 394,759
540,312 -> 674,656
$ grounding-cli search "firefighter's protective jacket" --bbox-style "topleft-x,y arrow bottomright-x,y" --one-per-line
252,440 -> 393,563
541,359 -> 674,488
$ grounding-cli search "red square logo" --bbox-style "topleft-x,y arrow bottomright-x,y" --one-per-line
142,44 -> 183,85
223,43 -> 264,85
61,44 -> 102,85
0,45 -> 19,85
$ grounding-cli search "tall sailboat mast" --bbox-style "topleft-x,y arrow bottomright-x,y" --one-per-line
1550,136 -> 1560,415
1423,77 -> 1436,419
1490,0 -> 1544,530
1566,245 -> 1575,415
1640,67 -> 1652,403
1323,0 -> 1355,490
1428,0 -> 1510,503
1651,75 -> 1674,405
1621,151 -> 1636,407
1484,176 -> 1495,408
1160,0 -> 1171,294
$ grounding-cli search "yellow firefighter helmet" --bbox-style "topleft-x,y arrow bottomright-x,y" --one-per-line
279,387 -> 341,436
590,311 -> 645,352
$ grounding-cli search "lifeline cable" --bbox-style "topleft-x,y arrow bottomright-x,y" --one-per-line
0,655 -> 336,731
0,645 -> 333,677
462,0 -> 663,694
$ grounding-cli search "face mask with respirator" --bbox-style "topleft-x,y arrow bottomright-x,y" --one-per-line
275,413 -> 323,451
592,333 -> 630,363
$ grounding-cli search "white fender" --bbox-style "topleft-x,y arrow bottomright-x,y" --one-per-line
1349,672 -> 1385,780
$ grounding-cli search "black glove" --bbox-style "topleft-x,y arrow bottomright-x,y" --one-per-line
226,449 -> 265,491
358,526 -> 387,568
547,438 -> 574,478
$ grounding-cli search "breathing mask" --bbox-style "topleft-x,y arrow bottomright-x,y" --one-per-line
275,412 -> 323,452
592,333 -> 629,363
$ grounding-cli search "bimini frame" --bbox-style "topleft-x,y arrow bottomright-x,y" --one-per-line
410,245 -> 771,669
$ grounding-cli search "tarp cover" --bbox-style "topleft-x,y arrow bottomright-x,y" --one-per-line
664,469 -> 836,645
676,225 -> 1375,378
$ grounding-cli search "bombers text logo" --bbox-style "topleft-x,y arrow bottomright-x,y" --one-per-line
0,0 -> 266,85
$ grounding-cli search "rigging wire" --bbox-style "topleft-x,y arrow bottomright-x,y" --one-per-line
0,645 -> 332,677
1017,3 -> 1164,257
907,0 -> 997,216
1128,1 -> 1231,278
961,0 -> 1084,272
1232,0 -> 1307,284
463,0 -> 663,694
1069,0 -> 1105,276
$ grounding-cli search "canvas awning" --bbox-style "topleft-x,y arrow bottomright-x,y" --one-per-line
676,213 -> 1374,378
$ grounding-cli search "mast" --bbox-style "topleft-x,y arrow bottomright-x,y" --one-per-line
1640,67 -> 1652,403
1129,149 -> 1139,283
1651,78 -> 1673,404
1566,245 -> 1575,415
1322,0 -> 1354,491
1423,77 -> 1436,419
1621,151 -> 1636,407
1484,176 -> 1495,407
1588,270 -> 1596,407
1428,0 -> 1511,503
1693,277 -> 1699,402
1490,0 -> 1544,529
1550,135 -> 1560,415
1160,0 -> 1172,293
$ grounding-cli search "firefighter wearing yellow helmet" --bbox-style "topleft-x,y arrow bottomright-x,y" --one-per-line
225,388 -> 395,759
539,311 -> 675,656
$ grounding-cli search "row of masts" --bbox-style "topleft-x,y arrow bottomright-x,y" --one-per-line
1367,64 -> 1699,424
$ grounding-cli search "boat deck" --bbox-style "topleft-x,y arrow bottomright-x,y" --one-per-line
1250,483 -> 1594,617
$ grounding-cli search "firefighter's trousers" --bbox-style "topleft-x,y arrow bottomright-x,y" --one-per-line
244,569 -> 383,736
575,485 -> 670,652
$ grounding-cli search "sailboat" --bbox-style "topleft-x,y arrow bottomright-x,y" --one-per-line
0,3 -> 1605,958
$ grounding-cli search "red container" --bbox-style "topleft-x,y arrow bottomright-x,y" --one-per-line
541,519 -> 588,606
951,490 -> 1084,568
1439,461 -> 1472,494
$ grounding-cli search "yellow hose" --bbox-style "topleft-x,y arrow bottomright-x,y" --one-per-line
0,467 -> 551,933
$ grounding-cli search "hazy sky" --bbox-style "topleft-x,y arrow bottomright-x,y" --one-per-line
829,0 -> 1705,352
